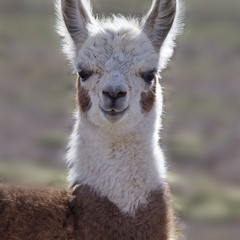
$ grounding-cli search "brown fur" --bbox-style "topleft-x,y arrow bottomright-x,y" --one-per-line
70,183 -> 176,240
0,183 -> 176,240
0,184 -> 73,240
77,76 -> 91,112
140,78 -> 157,113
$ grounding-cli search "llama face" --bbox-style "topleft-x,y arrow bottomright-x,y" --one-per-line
57,0 -> 179,128
75,22 -> 159,127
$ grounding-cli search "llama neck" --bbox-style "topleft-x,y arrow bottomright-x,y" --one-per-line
67,109 -> 166,214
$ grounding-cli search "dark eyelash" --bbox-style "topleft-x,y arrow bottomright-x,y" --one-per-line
140,70 -> 157,83
78,70 -> 92,81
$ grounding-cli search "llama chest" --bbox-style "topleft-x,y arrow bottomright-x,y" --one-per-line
68,129 -> 165,214
70,184 -> 176,240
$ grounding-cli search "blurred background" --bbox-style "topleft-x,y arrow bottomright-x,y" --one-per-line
0,0 -> 240,239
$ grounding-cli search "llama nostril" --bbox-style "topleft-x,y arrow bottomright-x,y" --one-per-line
102,89 -> 127,99
117,91 -> 127,98
102,91 -> 111,98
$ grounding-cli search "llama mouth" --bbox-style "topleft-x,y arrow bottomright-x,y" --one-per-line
100,107 -> 128,122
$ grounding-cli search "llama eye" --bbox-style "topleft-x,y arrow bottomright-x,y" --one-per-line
141,71 -> 156,83
78,70 -> 92,81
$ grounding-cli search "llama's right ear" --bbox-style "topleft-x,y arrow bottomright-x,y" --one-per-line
56,0 -> 94,64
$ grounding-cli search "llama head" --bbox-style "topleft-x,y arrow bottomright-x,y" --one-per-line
56,0 -> 182,131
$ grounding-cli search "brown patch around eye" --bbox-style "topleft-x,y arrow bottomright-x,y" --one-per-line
140,77 -> 157,113
77,76 -> 91,112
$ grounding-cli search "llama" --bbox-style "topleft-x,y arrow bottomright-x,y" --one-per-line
0,0 -> 182,239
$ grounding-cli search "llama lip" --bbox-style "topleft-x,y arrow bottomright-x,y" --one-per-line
100,107 -> 128,116
100,107 -> 128,122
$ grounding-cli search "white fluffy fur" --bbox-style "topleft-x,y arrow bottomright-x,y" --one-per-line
157,0 -> 184,70
67,83 -> 165,214
55,0 -> 76,64
56,0 -> 182,214
56,0 -> 183,72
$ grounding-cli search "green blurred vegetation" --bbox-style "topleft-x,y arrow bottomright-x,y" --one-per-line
0,162 -> 67,188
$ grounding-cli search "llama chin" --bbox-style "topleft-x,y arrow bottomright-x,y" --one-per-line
0,1 -> 183,239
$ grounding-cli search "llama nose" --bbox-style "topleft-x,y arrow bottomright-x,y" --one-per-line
102,86 -> 127,100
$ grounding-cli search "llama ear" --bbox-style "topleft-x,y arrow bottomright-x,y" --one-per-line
61,0 -> 93,47
142,0 -> 177,52
56,0 -> 94,64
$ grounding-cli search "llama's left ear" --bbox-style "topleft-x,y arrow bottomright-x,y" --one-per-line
142,0 -> 176,52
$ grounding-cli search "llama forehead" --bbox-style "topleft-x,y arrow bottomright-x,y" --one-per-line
76,21 -> 159,73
